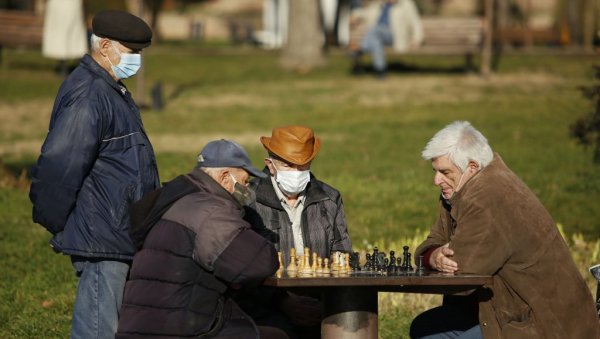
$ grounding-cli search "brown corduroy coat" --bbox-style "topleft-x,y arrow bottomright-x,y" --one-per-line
416,154 -> 600,339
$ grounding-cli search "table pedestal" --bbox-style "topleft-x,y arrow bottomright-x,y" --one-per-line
322,287 -> 378,339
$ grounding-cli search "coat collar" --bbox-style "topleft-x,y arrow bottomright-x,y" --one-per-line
252,167 -> 330,210
449,153 -> 503,205
80,54 -> 130,97
186,168 -> 239,205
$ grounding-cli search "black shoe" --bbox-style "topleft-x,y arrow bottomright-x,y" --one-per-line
375,69 -> 387,80
350,50 -> 364,75
351,64 -> 364,75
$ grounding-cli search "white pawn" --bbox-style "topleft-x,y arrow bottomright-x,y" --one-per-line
287,248 -> 297,274
301,249 -> 312,276
316,257 -> 324,275
323,258 -> 331,275
311,252 -> 318,274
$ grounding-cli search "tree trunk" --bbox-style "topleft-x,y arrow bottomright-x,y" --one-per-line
582,0 -> 595,51
481,0 -> 494,77
281,0 -> 325,72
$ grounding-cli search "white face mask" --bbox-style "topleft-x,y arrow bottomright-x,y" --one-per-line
271,160 -> 310,196
105,42 -> 141,80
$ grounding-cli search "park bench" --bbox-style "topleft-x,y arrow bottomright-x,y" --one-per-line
0,10 -> 44,62
350,16 -> 488,73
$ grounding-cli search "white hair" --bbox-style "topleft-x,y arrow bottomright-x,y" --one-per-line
200,167 -> 226,179
421,121 -> 493,171
90,34 -> 102,52
90,34 -> 123,52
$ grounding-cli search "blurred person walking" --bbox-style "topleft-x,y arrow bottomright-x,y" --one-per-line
29,10 -> 159,339
42,0 -> 88,76
351,0 -> 423,78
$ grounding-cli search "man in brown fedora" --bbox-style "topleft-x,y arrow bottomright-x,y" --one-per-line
237,125 -> 353,339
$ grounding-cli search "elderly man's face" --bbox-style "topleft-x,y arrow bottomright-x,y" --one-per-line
265,158 -> 311,176
217,167 -> 250,193
431,155 -> 476,200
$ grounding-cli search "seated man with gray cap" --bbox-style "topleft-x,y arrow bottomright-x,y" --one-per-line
116,139 -> 288,339
238,126 -> 353,339
29,9 -> 158,339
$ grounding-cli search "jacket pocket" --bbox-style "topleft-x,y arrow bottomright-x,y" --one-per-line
500,308 -> 540,338
112,183 -> 135,231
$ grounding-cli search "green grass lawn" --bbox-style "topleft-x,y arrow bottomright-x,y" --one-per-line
0,44 -> 598,338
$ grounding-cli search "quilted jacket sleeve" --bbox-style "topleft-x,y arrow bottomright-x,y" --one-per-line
29,97 -> 102,234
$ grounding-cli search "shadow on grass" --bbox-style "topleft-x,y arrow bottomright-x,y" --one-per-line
0,158 -> 36,181
351,61 -> 473,78
168,80 -> 206,101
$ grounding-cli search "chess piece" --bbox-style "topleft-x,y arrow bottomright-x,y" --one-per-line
345,253 -> 351,273
402,246 -> 410,271
338,252 -> 346,274
416,255 -> 425,274
373,247 -> 379,270
312,252 -> 318,274
316,257 -> 324,275
364,254 -> 372,271
371,251 -> 378,271
287,248 -> 298,274
276,251 -> 284,275
301,249 -> 312,276
406,253 -> 413,272
389,250 -> 397,274
323,258 -> 331,275
331,252 -> 340,273
350,252 -> 361,271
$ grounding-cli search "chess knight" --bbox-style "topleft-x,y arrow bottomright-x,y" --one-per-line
411,121 -> 600,339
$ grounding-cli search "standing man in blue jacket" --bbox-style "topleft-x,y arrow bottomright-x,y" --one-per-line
29,10 -> 159,339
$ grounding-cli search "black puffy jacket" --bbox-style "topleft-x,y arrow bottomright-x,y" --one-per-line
29,54 -> 160,260
116,169 -> 279,338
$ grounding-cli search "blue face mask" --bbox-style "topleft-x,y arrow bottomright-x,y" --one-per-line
106,43 -> 141,79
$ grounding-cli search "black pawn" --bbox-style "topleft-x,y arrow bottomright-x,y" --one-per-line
370,252 -> 377,271
416,255 -> 425,272
402,246 -> 410,271
389,250 -> 397,274
406,253 -> 413,272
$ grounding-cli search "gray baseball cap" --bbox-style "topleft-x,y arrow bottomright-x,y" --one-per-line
197,139 -> 266,178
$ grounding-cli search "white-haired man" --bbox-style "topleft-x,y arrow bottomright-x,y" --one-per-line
410,121 -> 599,338
29,10 -> 159,338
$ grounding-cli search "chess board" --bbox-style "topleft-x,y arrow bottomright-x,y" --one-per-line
275,246 -> 426,279
267,246 -> 493,292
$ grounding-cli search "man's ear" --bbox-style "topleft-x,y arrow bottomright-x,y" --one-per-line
468,161 -> 480,172
264,158 -> 275,176
220,169 -> 230,183
98,38 -> 112,57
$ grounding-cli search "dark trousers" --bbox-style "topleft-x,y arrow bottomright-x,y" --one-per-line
410,295 -> 482,339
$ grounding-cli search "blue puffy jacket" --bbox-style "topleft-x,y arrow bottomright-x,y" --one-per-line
29,54 -> 160,260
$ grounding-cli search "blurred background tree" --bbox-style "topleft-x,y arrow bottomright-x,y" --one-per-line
571,66 -> 600,163
281,0 -> 325,72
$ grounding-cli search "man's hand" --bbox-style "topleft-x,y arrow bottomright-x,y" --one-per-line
430,243 -> 458,273
280,292 -> 321,326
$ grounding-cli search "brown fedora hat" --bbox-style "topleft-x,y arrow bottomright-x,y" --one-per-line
260,126 -> 321,166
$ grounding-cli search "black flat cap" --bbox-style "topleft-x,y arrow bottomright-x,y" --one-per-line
92,10 -> 152,50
